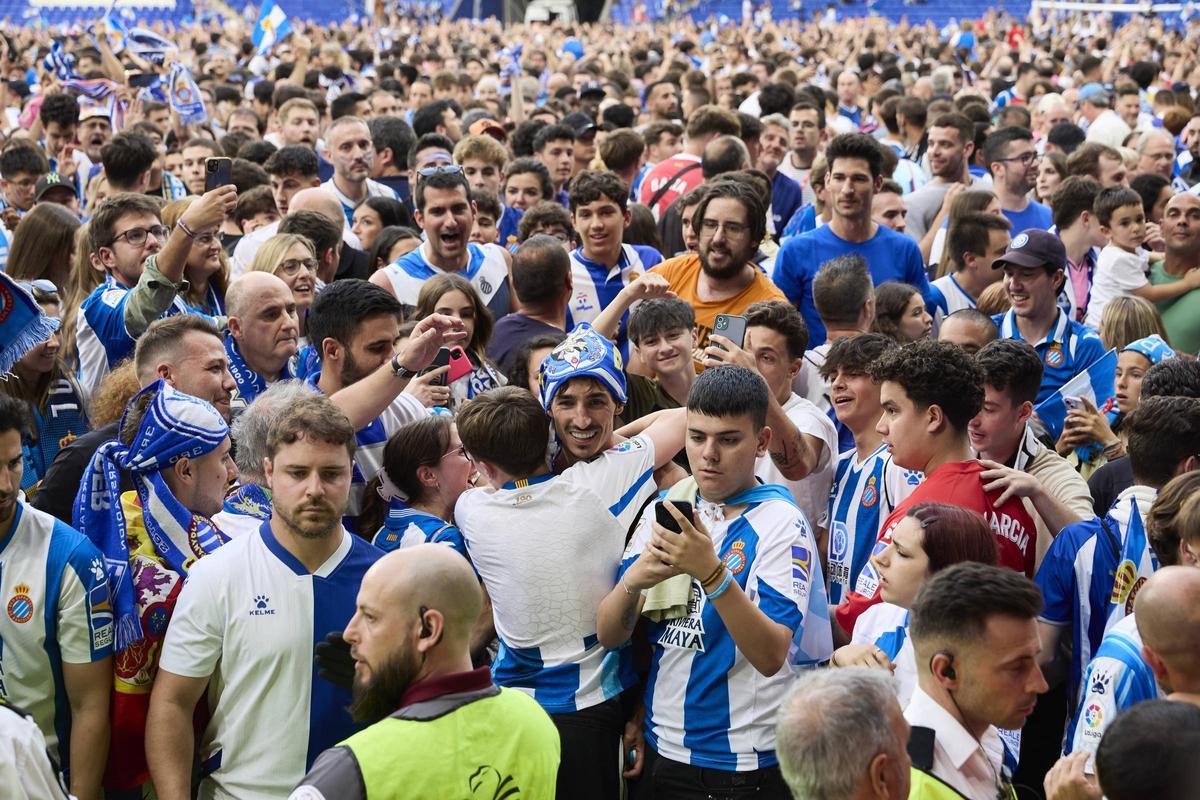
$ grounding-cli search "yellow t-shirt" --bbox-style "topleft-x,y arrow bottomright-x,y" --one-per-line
651,254 -> 787,349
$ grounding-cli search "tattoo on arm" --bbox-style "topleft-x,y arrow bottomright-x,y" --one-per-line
769,433 -> 805,470
620,601 -> 638,632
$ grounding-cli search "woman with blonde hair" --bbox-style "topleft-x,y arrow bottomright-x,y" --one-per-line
161,197 -> 228,316
249,232 -> 318,345
59,223 -> 103,374
5,202 -> 81,290
413,273 -> 505,407
1098,295 -> 1170,351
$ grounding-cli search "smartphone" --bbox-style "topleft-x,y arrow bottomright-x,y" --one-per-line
655,500 -> 693,533
128,72 -> 159,88
204,157 -> 233,192
1064,396 -> 1084,413
446,346 -> 473,383
423,347 -> 453,386
712,314 -> 747,350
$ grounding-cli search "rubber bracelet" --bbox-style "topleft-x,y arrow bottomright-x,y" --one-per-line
706,570 -> 734,600
175,219 -> 198,239
700,563 -> 724,588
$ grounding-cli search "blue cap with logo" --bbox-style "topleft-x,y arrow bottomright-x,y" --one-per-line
538,324 -> 627,410
994,228 -> 1067,271
1122,334 -> 1175,366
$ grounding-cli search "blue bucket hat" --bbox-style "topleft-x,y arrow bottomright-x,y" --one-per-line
538,324 -> 627,410
1122,334 -> 1175,366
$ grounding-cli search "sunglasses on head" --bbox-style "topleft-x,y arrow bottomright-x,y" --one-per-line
417,164 -> 464,178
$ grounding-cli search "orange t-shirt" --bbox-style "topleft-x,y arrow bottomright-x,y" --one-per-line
651,253 -> 788,349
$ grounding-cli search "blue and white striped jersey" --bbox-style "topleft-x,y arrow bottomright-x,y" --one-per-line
620,485 -> 832,771
371,500 -> 466,559
928,273 -> 978,331
455,435 -> 658,715
851,602 -> 916,706
826,444 -> 921,605
321,178 -> 401,227
566,244 -> 663,346
0,503 -> 113,762
1065,613 -> 1158,760
1035,485 -> 1157,704
383,240 -> 511,321
159,522 -> 381,798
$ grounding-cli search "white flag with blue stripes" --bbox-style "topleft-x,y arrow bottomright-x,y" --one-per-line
1034,348 -> 1116,441
253,1 -> 293,55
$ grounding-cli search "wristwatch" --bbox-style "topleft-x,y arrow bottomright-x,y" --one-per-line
390,353 -> 420,379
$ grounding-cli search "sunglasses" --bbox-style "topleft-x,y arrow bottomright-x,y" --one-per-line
417,164 -> 464,178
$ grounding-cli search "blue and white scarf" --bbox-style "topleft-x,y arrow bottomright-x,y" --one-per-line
73,381 -> 229,651
0,273 -> 59,374
223,482 -> 272,521
44,41 -> 79,81
225,331 -> 293,408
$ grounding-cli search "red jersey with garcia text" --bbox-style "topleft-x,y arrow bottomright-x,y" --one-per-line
835,460 -> 1036,634
637,154 -> 703,220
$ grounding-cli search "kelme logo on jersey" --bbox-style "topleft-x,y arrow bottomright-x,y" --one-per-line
250,595 -> 276,616
6,582 -> 33,624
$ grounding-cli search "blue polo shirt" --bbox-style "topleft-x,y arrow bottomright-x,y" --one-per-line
994,309 -> 1107,405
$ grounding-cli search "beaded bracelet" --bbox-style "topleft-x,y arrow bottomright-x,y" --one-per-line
176,219 -> 198,239
706,570 -> 734,600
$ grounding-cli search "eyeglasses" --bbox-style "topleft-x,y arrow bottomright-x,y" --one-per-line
440,443 -> 470,461
278,258 -> 318,275
997,152 -> 1040,166
417,164 -> 464,178
699,218 -> 750,239
112,225 -> 169,247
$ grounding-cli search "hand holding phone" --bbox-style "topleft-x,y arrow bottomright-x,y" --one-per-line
204,157 -> 233,192
655,500 -> 694,534
712,314 -> 747,350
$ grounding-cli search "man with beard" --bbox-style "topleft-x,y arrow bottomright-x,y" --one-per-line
146,395 -> 382,799
984,127 -> 1054,232
372,167 -> 513,321
289,545 -> 560,799
774,133 -> 929,346
756,114 -> 803,237
320,117 -> 400,227
650,179 -> 787,351
901,114 -> 988,242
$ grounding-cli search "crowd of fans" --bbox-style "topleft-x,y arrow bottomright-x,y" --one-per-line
5,5 -> 1200,800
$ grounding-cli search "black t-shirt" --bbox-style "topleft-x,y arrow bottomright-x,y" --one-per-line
486,314 -> 564,374
1087,455 -> 1134,517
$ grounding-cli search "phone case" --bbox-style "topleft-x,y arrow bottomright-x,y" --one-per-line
446,347 -> 474,383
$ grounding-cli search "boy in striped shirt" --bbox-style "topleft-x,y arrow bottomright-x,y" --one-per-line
598,366 -> 830,798
821,333 -> 922,605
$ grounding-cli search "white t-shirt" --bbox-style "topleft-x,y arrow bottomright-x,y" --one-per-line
755,393 -> 838,530
159,523 -> 381,799
454,435 -> 658,714
1085,245 -> 1150,329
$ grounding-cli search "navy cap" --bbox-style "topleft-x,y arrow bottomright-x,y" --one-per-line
993,229 -> 1066,271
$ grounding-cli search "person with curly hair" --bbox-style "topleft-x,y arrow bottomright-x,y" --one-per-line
835,339 -> 1037,635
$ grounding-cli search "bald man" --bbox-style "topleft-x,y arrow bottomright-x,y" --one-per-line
225,272 -> 300,415
232,185 -> 364,278
1138,566 -> 1200,706
290,546 -> 560,799
937,309 -> 1000,355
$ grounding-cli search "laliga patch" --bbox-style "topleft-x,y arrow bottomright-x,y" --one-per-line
101,288 -> 127,308
610,438 -> 645,454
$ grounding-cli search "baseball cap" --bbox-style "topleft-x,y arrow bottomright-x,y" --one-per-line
562,111 -> 598,138
993,229 -> 1067,271
78,98 -> 110,122
1079,83 -> 1111,105
578,82 -> 606,100
539,324 -> 627,410
35,173 -> 75,203
467,118 -> 507,142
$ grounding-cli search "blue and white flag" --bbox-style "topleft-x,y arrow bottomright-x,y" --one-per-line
1105,498 -> 1157,634
1034,348 -> 1117,441
168,63 -> 207,125
126,28 -> 176,64
44,41 -> 79,81
253,1 -> 293,55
